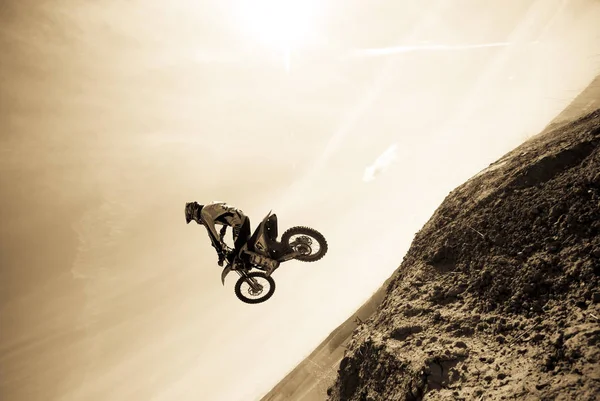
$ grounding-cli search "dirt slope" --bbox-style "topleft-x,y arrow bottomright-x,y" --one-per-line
547,75 -> 600,128
261,280 -> 390,401
327,109 -> 600,401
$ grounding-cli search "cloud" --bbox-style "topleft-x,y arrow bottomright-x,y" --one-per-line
353,42 -> 512,57
363,143 -> 398,182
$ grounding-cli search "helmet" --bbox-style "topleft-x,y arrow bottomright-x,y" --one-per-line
185,202 -> 203,224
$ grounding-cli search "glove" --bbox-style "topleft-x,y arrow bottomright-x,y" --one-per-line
219,225 -> 228,242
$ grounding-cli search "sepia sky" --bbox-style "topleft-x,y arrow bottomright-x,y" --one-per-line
1,1 -> 600,400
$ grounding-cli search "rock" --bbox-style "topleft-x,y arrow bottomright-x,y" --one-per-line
454,341 -> 468,349
592,292 -> 600,304
497,373 -> 507,380
390,325 -> 423,341
496,335 -> 506,344
533,333 -> 546,342
546,241 -> 561,253
549,205 -> 564,218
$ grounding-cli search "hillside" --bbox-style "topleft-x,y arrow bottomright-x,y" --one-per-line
547,75 -> 600,128
260,74 -> 600,401
261,280 -> 390,401
326,108 -> 600,400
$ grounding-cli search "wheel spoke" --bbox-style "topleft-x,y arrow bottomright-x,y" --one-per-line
290,234 -> 321,256
237,275 -> 273,301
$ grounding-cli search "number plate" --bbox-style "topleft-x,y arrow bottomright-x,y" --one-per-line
250,253 -> 279,270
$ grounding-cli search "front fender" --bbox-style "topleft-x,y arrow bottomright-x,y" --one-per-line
221,264 -> 233,285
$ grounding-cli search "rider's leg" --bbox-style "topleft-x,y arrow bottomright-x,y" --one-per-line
228,216 -> 251,267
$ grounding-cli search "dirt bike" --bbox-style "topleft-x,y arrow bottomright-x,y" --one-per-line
220,211 -> 328,304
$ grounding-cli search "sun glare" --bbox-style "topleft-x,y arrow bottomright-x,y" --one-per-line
232,0 -> 322,51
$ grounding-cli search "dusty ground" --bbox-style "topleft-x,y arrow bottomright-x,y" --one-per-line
326,108 -> 600,401
261,280 -> 390,401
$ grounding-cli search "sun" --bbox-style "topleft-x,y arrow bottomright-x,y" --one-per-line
231,0 -> 323,53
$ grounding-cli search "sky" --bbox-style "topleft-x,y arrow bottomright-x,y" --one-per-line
1,0 -> 599,400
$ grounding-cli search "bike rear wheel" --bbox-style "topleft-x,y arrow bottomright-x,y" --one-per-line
281,226 -> 328,262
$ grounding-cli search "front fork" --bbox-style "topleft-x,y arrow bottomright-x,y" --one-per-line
236,270 -> 264,292
222,266 -> 262,289
221,247 -> 304,286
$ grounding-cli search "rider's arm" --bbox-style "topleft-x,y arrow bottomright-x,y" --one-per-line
201,207 -> 225,252
219,225 -> 228,242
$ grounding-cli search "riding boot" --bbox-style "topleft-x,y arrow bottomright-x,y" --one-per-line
227,253 -> 242,270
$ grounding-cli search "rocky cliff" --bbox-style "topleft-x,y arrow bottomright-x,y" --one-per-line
327,108 -> 600,401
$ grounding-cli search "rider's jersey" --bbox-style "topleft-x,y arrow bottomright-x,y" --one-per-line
200,201 -> 247,243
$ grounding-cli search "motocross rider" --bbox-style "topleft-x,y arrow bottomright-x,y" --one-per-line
185,201 -> 251,269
